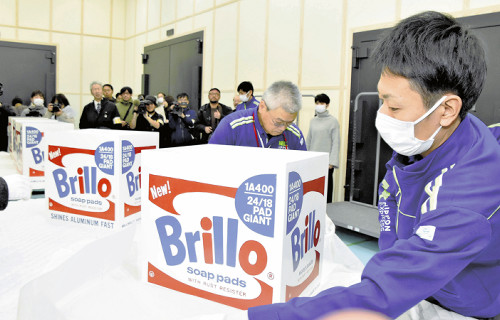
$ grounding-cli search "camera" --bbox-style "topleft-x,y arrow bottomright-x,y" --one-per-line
171,103 -> 184,116
137,99 -> 153,114
52,103 -> 61,113
26,108 -> 43,117
137,101 -> 147,114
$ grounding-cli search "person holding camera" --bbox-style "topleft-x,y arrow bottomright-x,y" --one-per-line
168,93 -> 198,147
116,86 -> 139,129
130,95 -> 164,133
21,90 -> 46,117
44,93 -> 76,125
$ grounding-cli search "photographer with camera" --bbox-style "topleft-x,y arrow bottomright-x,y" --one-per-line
130,95 -> 164,133
44,93 -> 76,125
167,93 -> 198,147
116,86 -> 139,129
21,90 -> 46,117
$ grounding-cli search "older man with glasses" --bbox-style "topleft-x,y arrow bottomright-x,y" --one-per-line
209,80 -> 306,150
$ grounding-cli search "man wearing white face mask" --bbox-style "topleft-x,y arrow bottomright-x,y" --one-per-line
248,11 -> 500,320
306,93 -> 340,203
21,89 -> 46,117
235,81 -> 259,112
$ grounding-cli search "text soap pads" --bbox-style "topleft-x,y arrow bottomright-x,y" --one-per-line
45,129 -> 158,230
140,144 -> 328,309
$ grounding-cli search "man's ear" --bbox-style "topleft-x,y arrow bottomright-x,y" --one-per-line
440,95 -> 462,127
258,100 -> 266,111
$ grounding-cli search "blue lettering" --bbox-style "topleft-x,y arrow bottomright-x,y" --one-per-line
290,211 -> 321,272
291,228 -> 301,271
53,168 -> 70,197
51,166 -> 111,198
126,171 -> 141,197
156,216 -> 187,266
31,147 -> 43,164
155,215 -> 266,276
126,172 -> 135,196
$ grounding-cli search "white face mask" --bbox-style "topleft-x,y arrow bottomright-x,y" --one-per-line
375,96 -> 446,156
315,104 -> 327,113
239,92 -> 249,103
33,98 -> 44,107
157,97 -> 165,104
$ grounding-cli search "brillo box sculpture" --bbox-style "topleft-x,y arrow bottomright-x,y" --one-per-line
14,118 -> 74,189
141,144 -> 328,309
8,116 -> 52,159
45,129 -> 158,230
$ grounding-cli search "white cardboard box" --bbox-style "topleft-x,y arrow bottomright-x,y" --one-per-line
8,117 -> 52,159
140,144 -> 328,309
13,119 -> 74,189
44,129 -> 158,230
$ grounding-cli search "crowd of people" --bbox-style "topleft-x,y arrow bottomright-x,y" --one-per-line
2,80 -> 340,162
76,81 -> 270,148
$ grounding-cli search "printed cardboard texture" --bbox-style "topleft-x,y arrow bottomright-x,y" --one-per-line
141,145 -> 328,309
45,129 -> 158,230
8,117 -> 52,158
12,119 -> 74,189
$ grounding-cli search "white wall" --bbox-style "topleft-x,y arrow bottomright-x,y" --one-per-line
2,0 -> 500,201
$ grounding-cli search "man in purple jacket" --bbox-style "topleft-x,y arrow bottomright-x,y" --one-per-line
247,11 -> 500,320
209,80 -> 306,151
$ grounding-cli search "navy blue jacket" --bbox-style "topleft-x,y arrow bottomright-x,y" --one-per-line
168,107 -> 198,146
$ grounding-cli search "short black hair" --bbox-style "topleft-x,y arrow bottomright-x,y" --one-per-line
372,11 -> 487,120
120,86 -> 133,94
31,90 -> 44,99
237,81 -> 254,94
165,95 -> 175,106
209,88 -> 220,94
50,93 -> 70,106
103,84 -> 113,91
11,96 -> 23,105
177,92 -> 189,100
314,93 -> 330,105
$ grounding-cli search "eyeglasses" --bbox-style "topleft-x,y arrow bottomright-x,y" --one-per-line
271,118 -> 294,128
263,99 -> 295,128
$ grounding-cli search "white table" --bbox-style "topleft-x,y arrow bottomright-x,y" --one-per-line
0,151 -> 364,320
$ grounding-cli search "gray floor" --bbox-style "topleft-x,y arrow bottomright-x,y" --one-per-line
336,226 -> 379,265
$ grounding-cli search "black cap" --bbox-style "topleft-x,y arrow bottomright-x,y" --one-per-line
144,95 -> 156,106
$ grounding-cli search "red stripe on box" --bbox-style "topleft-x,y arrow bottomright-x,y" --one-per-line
48,198 -> 115,221
303,176 -> 325,196
285,250 -> 320,301
148,262 -> 273,310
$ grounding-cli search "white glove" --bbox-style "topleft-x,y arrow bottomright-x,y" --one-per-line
3,174 -> 32,200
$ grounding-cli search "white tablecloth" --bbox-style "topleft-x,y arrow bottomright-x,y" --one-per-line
0,151 -> 365,320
